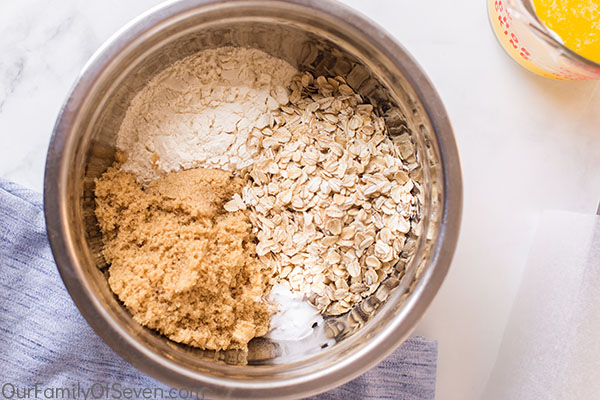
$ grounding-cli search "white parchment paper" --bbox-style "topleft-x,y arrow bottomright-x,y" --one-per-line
483,210 -> 600,400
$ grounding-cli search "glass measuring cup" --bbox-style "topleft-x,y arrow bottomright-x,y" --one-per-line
488,0 -> 600,80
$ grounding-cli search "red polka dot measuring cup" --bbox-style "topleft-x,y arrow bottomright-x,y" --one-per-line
488,0 -> 600,80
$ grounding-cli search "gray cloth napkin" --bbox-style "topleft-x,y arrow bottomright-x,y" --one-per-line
0,179 -> 437,400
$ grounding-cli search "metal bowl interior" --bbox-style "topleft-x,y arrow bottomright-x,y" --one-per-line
44,0 -> 462,398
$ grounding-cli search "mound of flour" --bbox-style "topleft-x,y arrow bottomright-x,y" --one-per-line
117,47 -> 297,183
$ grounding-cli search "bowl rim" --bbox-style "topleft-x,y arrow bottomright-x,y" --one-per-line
44,0 -> 462,398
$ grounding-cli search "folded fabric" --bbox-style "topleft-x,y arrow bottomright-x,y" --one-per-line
0,179 -> 437,400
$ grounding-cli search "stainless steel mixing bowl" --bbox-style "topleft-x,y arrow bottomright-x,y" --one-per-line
44,0 -> 462,398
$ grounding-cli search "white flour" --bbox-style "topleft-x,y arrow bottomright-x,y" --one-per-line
117,47 -> 297,183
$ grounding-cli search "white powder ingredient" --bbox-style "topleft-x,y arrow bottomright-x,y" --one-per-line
267,283 -> 325,341
267,284 -> 334,362
117,47 -> 298,183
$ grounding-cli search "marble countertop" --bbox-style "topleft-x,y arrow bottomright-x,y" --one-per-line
2,0 -> 599,398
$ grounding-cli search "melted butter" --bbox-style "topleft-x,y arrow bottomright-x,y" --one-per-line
533,0 -> 600,64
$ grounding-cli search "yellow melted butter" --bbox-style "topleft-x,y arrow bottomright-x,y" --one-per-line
533,0 -> 600,64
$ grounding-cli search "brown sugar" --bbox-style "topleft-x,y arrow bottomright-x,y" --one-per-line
94,166 -> 273,351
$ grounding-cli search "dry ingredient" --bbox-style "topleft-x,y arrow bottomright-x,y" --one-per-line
117,47 -> 297,183
94,167 -> 273,351
267,284 -> 335,363
266,283 -> 324,341
98,46 -> 421,351
225,72 -> 419,316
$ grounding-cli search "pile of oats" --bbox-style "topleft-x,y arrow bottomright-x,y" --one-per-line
225,72 -> 420,316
